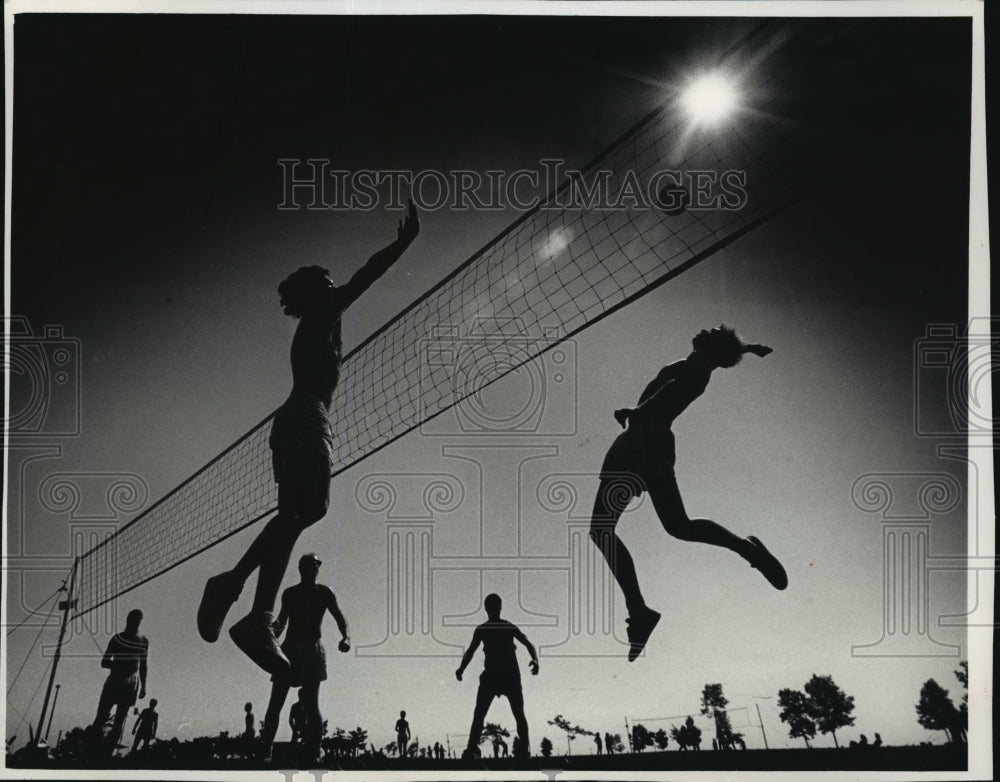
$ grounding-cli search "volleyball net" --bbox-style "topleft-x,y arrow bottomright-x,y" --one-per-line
72,21 -> 900,618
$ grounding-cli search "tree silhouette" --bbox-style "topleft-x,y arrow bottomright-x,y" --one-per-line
348,727 -> 368,757
540,737 -> 553,758
653,728 -> 670,751
547,714 -> 592,756
803,674 -> 855,748
631,723 -> 654,753
778,688 -> 817,748
480,723 -> 509,756
700,684 -> 735,750
916,679 -> 963,744
954,661 -> 968,742
670,717 -> 702,750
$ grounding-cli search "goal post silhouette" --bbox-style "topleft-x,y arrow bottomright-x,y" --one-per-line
72,22 -> 899,619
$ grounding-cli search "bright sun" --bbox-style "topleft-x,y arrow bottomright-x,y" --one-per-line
681,73 -> 737,125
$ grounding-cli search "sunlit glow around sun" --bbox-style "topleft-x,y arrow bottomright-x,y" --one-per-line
681,73 -> 737,125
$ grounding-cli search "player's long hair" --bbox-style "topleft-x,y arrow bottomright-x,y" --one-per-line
704,324 -> 744,368
278,265 -> 331,318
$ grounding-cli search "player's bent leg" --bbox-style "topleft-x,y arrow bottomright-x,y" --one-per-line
589,478 -> 647,614
229,613 -> 290,677
649,478 -> 748,553
198,570 -> 244,643
648,480 -> 787,589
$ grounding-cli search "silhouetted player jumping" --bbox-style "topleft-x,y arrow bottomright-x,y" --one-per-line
198,201 -> 419,675
590,326 -> 787,661
456,594 -> 538,761
259,553 -> 350,762
91,609 -> 148,754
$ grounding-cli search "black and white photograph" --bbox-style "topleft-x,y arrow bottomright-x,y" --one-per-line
3,1 -> 992,779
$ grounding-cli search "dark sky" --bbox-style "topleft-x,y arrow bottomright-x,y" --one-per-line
12,14 -> 970,322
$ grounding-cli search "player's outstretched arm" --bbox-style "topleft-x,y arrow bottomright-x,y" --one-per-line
514,627 -> 539,675
327,590 -> 351,652
455,628 -> 482,681
339,199 -> 420,309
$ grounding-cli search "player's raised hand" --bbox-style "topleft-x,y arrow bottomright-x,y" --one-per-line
743,343 -> 772,358
398,199 -> 420,244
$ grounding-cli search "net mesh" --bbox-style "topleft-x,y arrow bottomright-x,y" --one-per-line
73,22 -> 898,617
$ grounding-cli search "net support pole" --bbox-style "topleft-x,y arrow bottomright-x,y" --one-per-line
35,559 -> 77,746
755,703 -> 769,750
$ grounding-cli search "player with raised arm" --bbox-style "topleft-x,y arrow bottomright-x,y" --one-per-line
258,553 -> 350,763
455,594 -> 539,762
198,201 -> 419,675
590,325 -> 787,662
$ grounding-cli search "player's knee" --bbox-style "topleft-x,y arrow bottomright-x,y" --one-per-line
661,514 -> 695,539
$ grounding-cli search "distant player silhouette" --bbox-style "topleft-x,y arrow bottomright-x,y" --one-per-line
288,691 -> 305,744
590,326 -> 787,660
456,594 -> 539,761
395,711 -> 411,757
594,732 -> 603,754
131,698 -> 158,753
605,732 -> 615,755
258,553 -> 350,762
91,609 -> 148,754
198,201 -> 419,676
243,703 -> 255,739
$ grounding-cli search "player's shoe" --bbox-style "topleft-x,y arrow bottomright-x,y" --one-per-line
198,571 -> 243,642
626,606 -> 661,662
745,536 -> 788,590
229,612 -> 290,677
461,746 -> 481,762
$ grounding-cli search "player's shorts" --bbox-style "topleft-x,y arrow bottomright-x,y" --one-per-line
99,672 -> 141,709
269,391 -> 335,484
273,639 -> 327,686
599,427 -> 676,492
478,670 -> 522,700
